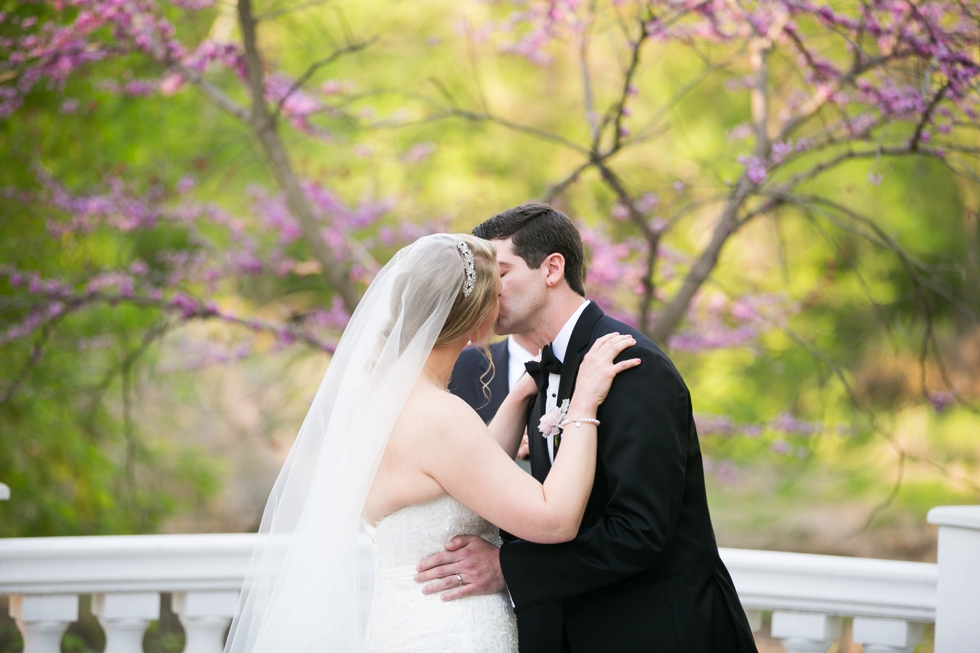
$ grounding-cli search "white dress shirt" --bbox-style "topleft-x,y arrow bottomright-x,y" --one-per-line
544,300 -> 590,463
507,336 -> 538,391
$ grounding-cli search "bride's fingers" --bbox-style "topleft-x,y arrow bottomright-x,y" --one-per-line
610,336 -> 636,359
588,334 -> 636,365
614,358 -> 642,372
597,333 -> 634,351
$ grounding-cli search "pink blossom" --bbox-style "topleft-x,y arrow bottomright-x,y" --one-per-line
769,413 -> 822,436
403,142 -> 436,164
170,293 -> 200,318
176,175 -> 196,194
770,140 -> 793,163
726,123 -> 753,140
738,154 -> 767,184
928,391 -> 955,412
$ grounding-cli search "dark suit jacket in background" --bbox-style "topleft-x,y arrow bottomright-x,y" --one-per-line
449,339 -> 509,423
499,303 -> 758,653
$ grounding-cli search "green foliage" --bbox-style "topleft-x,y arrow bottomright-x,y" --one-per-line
0,0 -> 977,547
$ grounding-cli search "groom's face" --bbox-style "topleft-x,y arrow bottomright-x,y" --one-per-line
492,238 -> 548,336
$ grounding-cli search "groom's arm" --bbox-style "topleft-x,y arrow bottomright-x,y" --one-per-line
499,344 -> 690,608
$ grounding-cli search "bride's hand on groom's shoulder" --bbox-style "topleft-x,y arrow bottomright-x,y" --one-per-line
513,368 -> 538,400
576,333 -> 641,408
414,535 -> 506,601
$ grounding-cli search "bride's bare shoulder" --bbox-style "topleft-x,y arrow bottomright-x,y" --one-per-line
396,389 -> 484,439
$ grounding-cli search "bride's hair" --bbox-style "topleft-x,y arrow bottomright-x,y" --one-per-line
379,234 -> 498,359
435,234 -> 498,347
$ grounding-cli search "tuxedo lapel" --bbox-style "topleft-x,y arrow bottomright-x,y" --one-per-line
528,390 -> 551,482
555,302 -> 605,410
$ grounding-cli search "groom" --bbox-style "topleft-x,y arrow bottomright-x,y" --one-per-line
416,203 -> 758,653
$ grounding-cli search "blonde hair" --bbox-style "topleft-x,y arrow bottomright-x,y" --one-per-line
435,234 -> 499,347
376,235 -> 499,363
436,235 -> 498,401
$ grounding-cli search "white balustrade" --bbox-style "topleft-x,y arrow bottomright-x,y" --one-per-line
8,594 -> 77,653
0,505 -> 977,652
0,483 -> 9,500
172,590 -> 239,653
770,611 -> 841,653
852,616 -> 924,653
928,505 -> 980,653
744,608 -> 763,633
92,592 -> 160,653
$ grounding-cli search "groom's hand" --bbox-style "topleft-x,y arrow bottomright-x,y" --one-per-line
415,535 -> 506,601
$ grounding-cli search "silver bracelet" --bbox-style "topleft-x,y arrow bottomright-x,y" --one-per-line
558,417 -> 600,429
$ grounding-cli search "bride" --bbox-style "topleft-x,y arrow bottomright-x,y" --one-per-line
224,233 -> 638,653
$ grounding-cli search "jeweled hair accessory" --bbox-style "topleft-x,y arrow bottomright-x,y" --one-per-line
455,238 -> 477,298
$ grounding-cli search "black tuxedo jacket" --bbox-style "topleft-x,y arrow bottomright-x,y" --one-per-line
499,303 -> 757,653
448,339 -> 509,423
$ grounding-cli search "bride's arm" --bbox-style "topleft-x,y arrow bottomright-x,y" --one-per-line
485,372 -> 537,457
423,334 -> 638,544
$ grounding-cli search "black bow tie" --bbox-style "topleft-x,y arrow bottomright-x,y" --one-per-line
525,344 -> 563,394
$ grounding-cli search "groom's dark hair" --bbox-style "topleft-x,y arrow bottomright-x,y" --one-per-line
473,203 -> 586,296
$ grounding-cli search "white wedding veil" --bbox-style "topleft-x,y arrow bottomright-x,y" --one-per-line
224,234 -> 470,653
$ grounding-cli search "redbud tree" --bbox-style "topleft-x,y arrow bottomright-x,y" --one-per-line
1,0 -> 978,536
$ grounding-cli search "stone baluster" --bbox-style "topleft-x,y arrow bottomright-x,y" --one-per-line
928,505 -> 980,653
91,592 -> 160,653
172,590 -> 239,653
852,617 -> 924,653
770,610 -> 841,653
8,594 -> 78,653
744,609 -> 763,634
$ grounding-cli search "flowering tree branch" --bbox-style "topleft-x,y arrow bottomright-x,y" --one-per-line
236,0 -> 361,311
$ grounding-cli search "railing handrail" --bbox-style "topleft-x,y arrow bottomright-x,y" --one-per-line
720,547 -> 937,622
0,533 -> 257,594
0,534 -> 938,623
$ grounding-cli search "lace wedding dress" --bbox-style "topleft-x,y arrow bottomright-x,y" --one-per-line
363,494 -> 519,653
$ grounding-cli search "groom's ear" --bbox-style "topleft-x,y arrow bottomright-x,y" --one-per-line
542,253 -> 567,289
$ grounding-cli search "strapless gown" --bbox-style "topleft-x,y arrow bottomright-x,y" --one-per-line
363,494 -> 519,652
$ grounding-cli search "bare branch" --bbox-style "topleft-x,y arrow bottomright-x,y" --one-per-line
910,82 -> 951,151
767,191 -> 979,323
272,37 -> 377,120
439,104 -> 591,155
174,64 -> 250,122
0,319 -> 60,405
648,176 -> 755,344
237,0 -> 360,311
592,161 -> 662,332
579,5 -> 600,140
255,0 -> 335,22
775,53 -> 896,144
541,161 -> 592,203
782,319 -> 980,498
628,56 -> 736,145
607,15 -> 650,153
775,143 -> 950,191
749,37 -> 772,155
854,453 -> 905,533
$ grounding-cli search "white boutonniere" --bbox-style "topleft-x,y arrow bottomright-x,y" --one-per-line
538,398 -> 570,438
